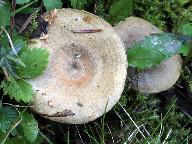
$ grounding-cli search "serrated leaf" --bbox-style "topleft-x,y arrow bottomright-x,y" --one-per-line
0,46 -> 25,79
70,0 -> 87,9
16,0 -> 31,5
107,0 -> 133,24
20,112 -> 39,143
1,77 -> 34,102
16,48 -> 49,78
127,33 -> 182,69
0,4 -> 11,27
43,0 -> 62,11
0,104 -> 18,133
5,136 -> 43,144
178,23 -> 192,36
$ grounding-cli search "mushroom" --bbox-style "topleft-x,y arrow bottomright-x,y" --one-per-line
28,9 -> 127,124
114,17 -> 182,93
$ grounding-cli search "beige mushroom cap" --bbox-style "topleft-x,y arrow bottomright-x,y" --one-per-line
29,9 -> 127,124
114,17 -> 182,93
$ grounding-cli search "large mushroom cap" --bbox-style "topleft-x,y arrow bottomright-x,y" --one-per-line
29,9 -> 127,124
114,17 -> 182,93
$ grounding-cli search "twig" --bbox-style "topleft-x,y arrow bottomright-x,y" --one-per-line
3,103 -> 34,108
19,13 -> 36,34
2,67 -> 10,81
12,0 -> 38,16
10,0 -> 16,37
71,29 -> 102,33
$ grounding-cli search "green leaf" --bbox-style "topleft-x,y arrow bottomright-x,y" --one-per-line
16,0 -> 31,5
178,44 -> 190,56
70,0 -> 87,9
128,44 -> 165,69
177,24 -> 192,56
16,48 -> 49,78
0,46 -> 25,79
127,33 -> 182,69
43,0 -> 62,11
5,136 -> 43,144
178,23 -> 192,36
107,0 -> 133,24
20,112 -> 39,143
1,77 -> 34,102
0,4 -> 11,27
179,0 -> 189,5
0,104 -> 18,133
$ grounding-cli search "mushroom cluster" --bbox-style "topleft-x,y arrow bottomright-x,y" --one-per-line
29,9 -> 127,124
29,10 -> 182,124
114,17 -> 182,93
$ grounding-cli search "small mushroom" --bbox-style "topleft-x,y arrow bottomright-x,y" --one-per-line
28,9 -> 127,124
114,17 -> 182,93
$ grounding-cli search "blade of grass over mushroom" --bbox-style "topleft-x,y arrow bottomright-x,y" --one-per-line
127,33 -> 182,69
107,0 -> 133,25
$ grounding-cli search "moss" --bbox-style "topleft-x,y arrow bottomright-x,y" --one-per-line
133,0 -> 192,32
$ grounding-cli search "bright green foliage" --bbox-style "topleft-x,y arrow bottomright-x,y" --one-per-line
107,0 -> 133,25
16,0 -> 31,5
177,24 -> 192,56
4,136 -> 44,144
20,112 -> 39,143
127,33 -> 182,69
178,23 -> 192,36
70,0 -> 87,9
0,104 -> 18,133
16,48 -> 49,78
128,44 -> 165,69
133,0 -> 192,32
0,46 -> 25,79
0,4 -> 11,27
179,44 -> 190,56
1,77 -> 34,102
43,0 -> 62,11
179,0 -> 189,4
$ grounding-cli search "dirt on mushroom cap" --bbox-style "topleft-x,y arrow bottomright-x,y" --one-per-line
114,16 -> 182,93
28,9 -> 127,124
